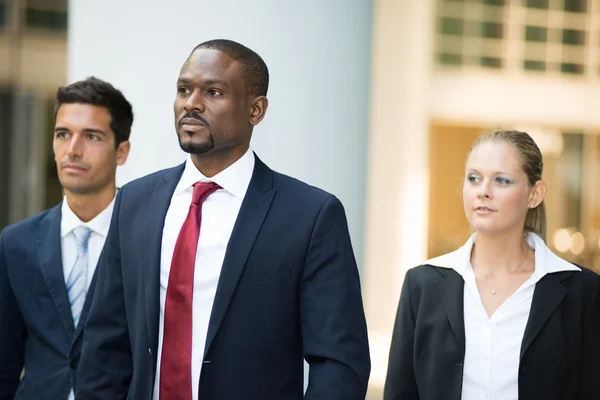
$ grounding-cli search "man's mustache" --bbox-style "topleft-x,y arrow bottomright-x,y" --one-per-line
179,112 -> 210,129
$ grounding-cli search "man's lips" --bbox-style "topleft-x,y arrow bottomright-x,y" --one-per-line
62,163 -> 88,173
180,118 -> 207,131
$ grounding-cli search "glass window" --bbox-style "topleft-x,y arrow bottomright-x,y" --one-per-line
525,26 -> 548,42
525,0 -> 549,9
480,56 -> 503,68
524,59 -> 546,70
562,29 -> 586,45
562,133 -> 584,229
563,0 -> 587,13
561,63 -> 585,74
436,0 -> 597,75
479,22 -> 503,39
440,18 -> 464,35
438,53 -> 463,65
25,8 -> 67,32
0,4 -> 6,29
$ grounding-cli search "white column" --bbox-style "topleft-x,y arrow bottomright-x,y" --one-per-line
67,0 -> 372,266
363,0 -> 435,392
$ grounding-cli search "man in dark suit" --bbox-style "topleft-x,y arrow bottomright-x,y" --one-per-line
76,39 -> 370,400
0,77 -> 133,400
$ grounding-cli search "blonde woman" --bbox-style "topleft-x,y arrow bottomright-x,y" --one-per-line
384,130 -> 600,400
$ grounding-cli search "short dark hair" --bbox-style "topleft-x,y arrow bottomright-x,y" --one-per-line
53,77 -> 134,147
193,39 -> 269,97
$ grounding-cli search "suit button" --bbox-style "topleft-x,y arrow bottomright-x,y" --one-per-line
69,358 -> 78,369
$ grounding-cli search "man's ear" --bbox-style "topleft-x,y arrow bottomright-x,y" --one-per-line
116,140 -> 131,166
249,96 -> 268,126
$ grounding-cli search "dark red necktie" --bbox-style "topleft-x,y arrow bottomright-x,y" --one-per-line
159,181 -> 221,400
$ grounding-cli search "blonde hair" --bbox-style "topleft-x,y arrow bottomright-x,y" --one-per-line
467,130 -> 547,241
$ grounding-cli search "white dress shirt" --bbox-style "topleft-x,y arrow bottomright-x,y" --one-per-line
152,148 -> 255,400
60,195 -> 116,400
61,196 -> 116,293
425,233 -> 580,400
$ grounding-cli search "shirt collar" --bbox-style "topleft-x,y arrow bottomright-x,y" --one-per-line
173,147 -> 255,199
424,232 -> 581,277
61,195 -> 116,238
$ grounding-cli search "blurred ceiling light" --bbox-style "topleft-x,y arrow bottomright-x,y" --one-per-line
516,126 -> 564,157
570,232 -> 585,255
553,228 -> 571,253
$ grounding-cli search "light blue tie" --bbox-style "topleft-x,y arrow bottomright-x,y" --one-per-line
66,226 -> 91,328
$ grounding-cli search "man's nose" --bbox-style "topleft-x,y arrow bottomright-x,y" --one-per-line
183,91 -> 205,113
66,134 -> 84,158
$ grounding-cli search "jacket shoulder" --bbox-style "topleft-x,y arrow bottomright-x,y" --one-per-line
271,170 -> 337,206
119,164 -> 183,196
569,265 -> 600,296
405,264 -> 458,286
0,205 -> 59,239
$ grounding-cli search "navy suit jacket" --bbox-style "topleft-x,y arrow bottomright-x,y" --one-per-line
76,155 -> 371,399
0,205 -> 98,400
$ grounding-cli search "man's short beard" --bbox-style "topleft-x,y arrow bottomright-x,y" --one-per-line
178,133 -> 215,154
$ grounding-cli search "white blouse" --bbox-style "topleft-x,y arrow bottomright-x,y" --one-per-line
425,233 -> 580,400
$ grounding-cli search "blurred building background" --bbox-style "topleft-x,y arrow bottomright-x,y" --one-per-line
0,0 -> 66,228
1,0 -> 600,398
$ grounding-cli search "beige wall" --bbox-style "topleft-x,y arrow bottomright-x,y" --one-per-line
0,33 -> 67,93
427,123 -> 481,258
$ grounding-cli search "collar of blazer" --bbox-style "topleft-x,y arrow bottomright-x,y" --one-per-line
424,232 -> 580,278
422,232 -> 582,362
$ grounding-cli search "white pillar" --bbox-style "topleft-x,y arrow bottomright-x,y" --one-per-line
363,0 -> 435,391
67,0 -> 372,267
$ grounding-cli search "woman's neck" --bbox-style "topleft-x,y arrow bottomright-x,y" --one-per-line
471,230 -> 531,276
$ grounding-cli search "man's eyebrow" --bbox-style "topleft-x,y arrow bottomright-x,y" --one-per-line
54,127 -> 108,136
177,78 -> 230,87
81,128 -> 108,136
203,79 -> 229,87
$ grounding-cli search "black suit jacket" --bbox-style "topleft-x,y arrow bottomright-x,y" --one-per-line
384,257 -> 600,400
0,205 -> 99,400
76,155 -> 371,400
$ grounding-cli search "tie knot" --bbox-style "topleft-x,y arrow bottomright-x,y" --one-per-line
72,226 -> 92,252
191,182 -> 221,205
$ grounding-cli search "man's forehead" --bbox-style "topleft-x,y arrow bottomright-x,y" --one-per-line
183,48 -> 240,71
179,50 -> 244,89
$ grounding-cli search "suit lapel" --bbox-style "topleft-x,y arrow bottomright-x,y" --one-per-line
520,271 -> 571,360
36,204 -> 75,338
73,260 -> 101,338
144,164 -> 185,355
203,156 -> 275,358
434,268 -> 466,355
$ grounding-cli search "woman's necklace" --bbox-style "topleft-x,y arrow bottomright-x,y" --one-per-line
473,250 -> 527,295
